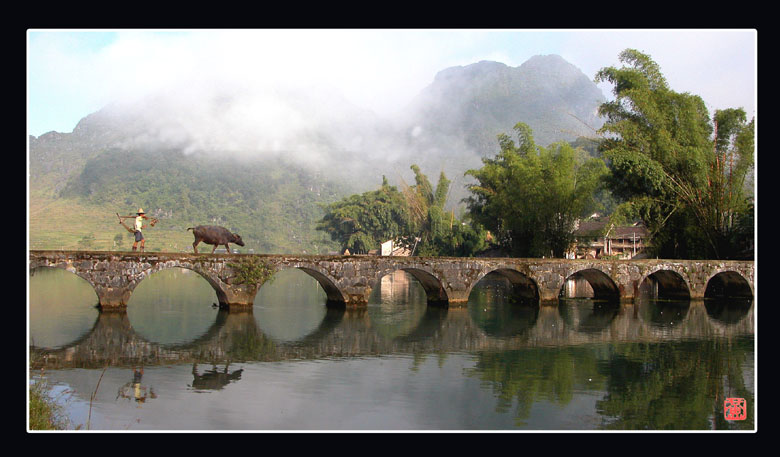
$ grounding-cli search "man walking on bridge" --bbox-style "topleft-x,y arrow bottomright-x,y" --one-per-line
118,208 -> 153,252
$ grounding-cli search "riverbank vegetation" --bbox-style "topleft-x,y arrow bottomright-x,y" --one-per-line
29,377 -> 70,430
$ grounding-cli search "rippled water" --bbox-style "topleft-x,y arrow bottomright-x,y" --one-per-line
28,266 -> 755,431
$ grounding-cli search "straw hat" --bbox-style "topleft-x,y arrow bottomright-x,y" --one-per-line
137,208 -> 145,215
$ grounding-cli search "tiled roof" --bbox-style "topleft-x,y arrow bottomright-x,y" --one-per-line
573,220 -> 608,236
573,220 -> 648,238
613,225 -> 648,238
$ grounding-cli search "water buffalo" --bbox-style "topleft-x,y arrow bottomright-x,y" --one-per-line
188,225 -> 245,253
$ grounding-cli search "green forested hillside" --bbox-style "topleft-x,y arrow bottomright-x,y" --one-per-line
31,147 -> 352,253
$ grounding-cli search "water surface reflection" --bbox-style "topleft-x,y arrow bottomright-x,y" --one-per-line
29,266 -> 754,430
127,268 -> 219,346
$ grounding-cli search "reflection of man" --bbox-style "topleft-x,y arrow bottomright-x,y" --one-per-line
117,367 -> 156,406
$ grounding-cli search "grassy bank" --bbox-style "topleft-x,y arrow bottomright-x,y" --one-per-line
28,377 -> 70,430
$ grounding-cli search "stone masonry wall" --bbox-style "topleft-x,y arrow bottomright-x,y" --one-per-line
30,251 -> 754,310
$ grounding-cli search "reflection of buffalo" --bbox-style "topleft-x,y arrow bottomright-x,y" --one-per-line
188,225 -> 245,253
190,363 -> 243,391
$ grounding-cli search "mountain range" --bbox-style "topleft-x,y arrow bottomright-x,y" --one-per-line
29,54 -> 607,254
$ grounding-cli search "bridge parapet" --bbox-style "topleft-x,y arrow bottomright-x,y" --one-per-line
29,251 -> 754,310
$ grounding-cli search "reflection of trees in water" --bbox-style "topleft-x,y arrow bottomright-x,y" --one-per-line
595,337 -> 754,430
466,347 -> 604,426
467,336 -> 754,430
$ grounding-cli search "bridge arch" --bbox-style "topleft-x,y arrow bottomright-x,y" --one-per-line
369,265 -> 449,306
29,251 -> 755,310
268,264 -> 349,305
29,262 -> 105,302
467,267 -> 540,304
639,268 -> 691,300
30,264 -> 100,301
127,261 -> 236,308
704,270 -> 754,299
560,267 -> 620,300
29,266 -> 101,349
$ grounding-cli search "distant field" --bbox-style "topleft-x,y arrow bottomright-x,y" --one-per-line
29,192 -> 198,252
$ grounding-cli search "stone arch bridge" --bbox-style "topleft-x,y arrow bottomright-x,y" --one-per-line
29,250 -> 754,311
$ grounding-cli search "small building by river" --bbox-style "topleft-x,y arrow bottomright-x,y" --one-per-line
567,216 -> 649,260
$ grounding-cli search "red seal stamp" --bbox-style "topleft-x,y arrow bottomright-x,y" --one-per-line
724,397 -> 747,421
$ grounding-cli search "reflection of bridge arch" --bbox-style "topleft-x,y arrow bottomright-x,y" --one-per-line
639,268 -> 692,300
467,266 -> 540,305
560,267 -> 620,300
558,299 -> 620,334
30,312 -> 102,351
31,298 -> 755,370
393,307 -> 450,342
292,307 -> 347,345
163,309 -> 250,351
31,310 -> 277,368
705,298 -> 753,325
704,271 -> 754,299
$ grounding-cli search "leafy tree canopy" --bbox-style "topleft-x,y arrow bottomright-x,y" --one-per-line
595,49 -> 755,259
465,122 -> 608,257
315,176 -> 409,254
318,167 -> 487,256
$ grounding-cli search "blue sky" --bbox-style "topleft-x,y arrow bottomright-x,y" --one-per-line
27,29 -> 756,137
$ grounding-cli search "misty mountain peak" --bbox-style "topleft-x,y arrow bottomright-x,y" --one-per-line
433,60 -> 510,83
402,54 -> 605,152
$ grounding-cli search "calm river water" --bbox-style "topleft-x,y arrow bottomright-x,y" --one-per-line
28,266 -> 755,431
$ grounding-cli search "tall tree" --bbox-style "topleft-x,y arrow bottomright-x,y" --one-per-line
401,164 -> 486,256
318,167 -> 486,257
465,122 -> 607,257
595,49 -> 754,259
316,176 -> 409,254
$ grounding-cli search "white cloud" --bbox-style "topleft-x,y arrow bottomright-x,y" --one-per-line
28,29 -> 757,138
